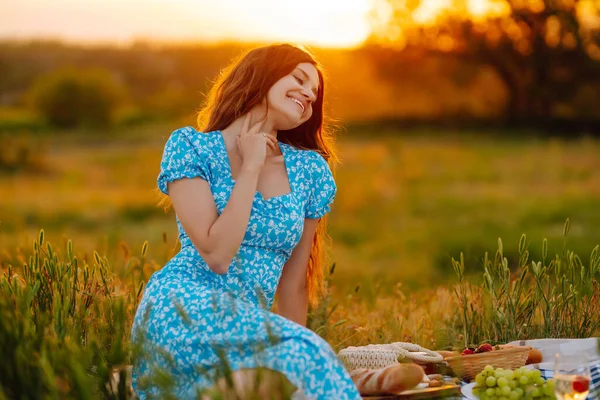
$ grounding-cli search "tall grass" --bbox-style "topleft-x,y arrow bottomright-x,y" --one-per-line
1,224 -> 599,398
453,219 -> 600,348
0,230 -> 134,399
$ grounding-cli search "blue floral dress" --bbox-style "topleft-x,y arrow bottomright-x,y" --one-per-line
130,127 -> 361,399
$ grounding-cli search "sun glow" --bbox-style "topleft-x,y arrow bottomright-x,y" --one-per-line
0,0 -> 373,48
203,0 -> 374,48
0,0 -> 515,48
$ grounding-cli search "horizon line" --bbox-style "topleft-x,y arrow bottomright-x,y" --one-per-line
0,34 -> 367,50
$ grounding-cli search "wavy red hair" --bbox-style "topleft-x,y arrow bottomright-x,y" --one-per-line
163,43 -> 339,309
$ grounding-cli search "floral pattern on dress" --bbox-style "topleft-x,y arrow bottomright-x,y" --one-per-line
131,127 -> 360,399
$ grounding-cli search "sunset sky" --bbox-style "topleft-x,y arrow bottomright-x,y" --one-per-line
0,0 -> 372,48
1,0 -> 503,48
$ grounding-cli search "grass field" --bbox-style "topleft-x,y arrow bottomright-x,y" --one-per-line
2,123 -> 600,397
3,123 -> 600,294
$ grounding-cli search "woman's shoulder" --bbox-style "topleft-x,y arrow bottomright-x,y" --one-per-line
289,145 -> 322,161
168,126 -> 212,142
164,126 -> 215,152
157,127 -> 215,193
293,148 -> 333,184
302,148 -> 329,169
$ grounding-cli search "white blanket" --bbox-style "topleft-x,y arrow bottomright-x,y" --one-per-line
508,338 -> 600,369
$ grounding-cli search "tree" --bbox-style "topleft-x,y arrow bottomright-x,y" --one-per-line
368,0 -> 600,122
28,68 -> 127,128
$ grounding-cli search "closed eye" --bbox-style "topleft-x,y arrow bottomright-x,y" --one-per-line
294,76 -> 303,85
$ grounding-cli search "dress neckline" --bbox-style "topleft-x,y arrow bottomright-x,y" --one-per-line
214,130 -> 294,203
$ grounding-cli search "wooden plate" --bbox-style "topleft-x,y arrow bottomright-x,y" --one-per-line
362,383 -> 462,399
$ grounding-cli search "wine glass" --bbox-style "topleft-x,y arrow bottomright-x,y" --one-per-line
553,353 -> 591,400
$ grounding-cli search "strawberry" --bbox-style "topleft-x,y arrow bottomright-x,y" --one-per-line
461,349 -> 475,355
572,376 -> 590,393
477,344 -> 493,353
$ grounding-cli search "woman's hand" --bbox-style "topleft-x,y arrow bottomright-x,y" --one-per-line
236,112 -> 278,170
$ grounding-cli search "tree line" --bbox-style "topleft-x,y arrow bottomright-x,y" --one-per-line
2,0 -> 600,133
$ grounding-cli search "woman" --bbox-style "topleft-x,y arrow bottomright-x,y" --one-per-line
130,43 -> 361,399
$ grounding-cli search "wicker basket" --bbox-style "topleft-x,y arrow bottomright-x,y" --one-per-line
444,346 -> 531,382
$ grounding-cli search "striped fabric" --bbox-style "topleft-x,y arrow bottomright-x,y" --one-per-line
539,361 -> 600,400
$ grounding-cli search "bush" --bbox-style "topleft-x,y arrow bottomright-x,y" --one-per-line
28,68 -> 127,129
0,131 -> 48,173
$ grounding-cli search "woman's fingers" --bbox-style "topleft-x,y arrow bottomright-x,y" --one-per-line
239,113 -> 279,152
266,134 -> 277,147
266,135 -> 279,152
249,118 -> 267,135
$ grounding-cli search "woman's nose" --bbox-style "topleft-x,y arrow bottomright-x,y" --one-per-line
301,88 -> 316,103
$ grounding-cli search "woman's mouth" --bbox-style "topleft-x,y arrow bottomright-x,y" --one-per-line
287,96 -> 305,113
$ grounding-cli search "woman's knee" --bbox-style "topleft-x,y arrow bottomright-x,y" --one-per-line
209,367 -> 296,400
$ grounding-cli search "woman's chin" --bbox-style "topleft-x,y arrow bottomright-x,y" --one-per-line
273,114 -> 304,131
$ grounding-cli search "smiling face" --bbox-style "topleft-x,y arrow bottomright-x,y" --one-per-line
265,62 -> 320,131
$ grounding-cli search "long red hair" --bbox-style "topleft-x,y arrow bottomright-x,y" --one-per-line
165,43 -> 339,308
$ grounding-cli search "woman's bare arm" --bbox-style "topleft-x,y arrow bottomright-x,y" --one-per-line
167,164 -> 260,275
275,218 -> 320,326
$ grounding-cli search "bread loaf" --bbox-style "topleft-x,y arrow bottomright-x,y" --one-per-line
526,348 -> 543,364
349,363 -> 425,395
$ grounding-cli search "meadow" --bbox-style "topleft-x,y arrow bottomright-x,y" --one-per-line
2,123 -> 600,397
3,123 -> 600,291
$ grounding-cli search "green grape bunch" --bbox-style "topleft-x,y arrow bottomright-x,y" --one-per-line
472,365 -> 556,400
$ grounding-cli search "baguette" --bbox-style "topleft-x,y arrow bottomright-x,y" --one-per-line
349,363 -> 425,395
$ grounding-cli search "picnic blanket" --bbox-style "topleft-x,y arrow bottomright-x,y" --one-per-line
507,338 -> 600,364
538,363 -> 600,400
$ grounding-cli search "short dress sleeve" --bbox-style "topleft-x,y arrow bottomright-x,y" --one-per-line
157,127 -> 210,195
305,151 -> 338,219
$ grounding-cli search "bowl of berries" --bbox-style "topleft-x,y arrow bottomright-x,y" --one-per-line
444,343 -> 531,382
